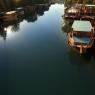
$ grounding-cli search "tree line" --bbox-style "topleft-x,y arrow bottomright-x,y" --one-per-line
64,0 -> 95,4
0,0 -> 51,11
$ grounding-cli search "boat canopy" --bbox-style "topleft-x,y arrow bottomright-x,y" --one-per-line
75,4 -> 95,7
68,7 -> 79,13
72,20 -> 93,32
6,11 -> 16,15
85,5 -> 95,7
74,36 -> 91,44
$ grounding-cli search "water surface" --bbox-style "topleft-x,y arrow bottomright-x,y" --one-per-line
0,3 -> 95,95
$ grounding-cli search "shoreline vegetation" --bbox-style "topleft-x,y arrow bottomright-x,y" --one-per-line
64,0 -> 95,7
0,0 -> 94,11
64,0 -> 95,4
0,0 -> 55,11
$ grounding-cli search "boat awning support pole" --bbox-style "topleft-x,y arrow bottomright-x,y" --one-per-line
80,46 -> 82,54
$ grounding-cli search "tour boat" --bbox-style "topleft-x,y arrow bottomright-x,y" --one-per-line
64,4 -> 95,20
64,7 -> 80,19
68,20 -> 94,54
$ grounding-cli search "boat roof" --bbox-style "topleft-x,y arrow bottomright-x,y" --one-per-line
68,7 -> 79,13
72,20 -> 92,32
74,36 -> 91,44
76,4 -> 95,7
85,5 -> 95,7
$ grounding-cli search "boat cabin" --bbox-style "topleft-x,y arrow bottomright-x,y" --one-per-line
80,5 -> 95,16
69,20 -> 94,54
64,7 -> 80,19
64,4 -> 95,20
3,11 -> 17,22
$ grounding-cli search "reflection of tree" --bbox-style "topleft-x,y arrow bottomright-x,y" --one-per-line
61,19 -> 73,34
0,0 -> 53,11
24,12 -> 38,22
11,23 -> 20,32
37,4 -> 50,16
0,21 -> 7,40
0,20 -> 20,40
0,0 -> 52,40
4,20 -> 20,32
0,31 -> 7,40
0,0 -> 15,11
37,5 -> 46,16
24,4 -> 50,22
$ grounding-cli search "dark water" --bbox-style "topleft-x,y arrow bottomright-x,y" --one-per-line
0,2 -> 95,95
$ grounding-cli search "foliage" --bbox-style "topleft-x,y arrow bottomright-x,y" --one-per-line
64,0 -> 95,4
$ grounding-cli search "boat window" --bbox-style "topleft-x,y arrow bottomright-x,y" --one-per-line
73,32 -> 91,37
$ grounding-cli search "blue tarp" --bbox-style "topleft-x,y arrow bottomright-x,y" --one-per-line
74,36 -> 91,44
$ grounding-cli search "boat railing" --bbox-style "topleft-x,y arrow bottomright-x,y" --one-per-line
73,43 -> 93,48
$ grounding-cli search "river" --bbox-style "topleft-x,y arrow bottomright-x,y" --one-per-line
0,2 -> 95,95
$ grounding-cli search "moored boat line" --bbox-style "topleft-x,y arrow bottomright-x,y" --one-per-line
64,4 -> 95,20
63,4 -> 95,54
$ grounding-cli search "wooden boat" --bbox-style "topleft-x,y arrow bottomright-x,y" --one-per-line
16,7 -> 24,15
64,4 -> 95,20
80,5 -> 95,15
3,11 -> 17,22
64,7 -> 80,19
64,14 -> 80,20
81,16 -> 95,20
68,20 -> 94,54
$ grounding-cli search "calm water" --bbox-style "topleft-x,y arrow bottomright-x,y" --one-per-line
0,3 -> 95,95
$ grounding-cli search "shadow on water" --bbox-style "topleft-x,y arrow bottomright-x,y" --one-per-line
66,39 -> 95,65
61,13 -> 95,84
68,49 -> 91,65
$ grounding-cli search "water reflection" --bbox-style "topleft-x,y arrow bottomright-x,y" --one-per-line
0,0 -> 55,11
0,2 -> 52,40
0,21 -> 6,40
0,2 -> 95,94
68,49 -> 92,64
0,20 -> 19,40
61,19 -> 73,34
